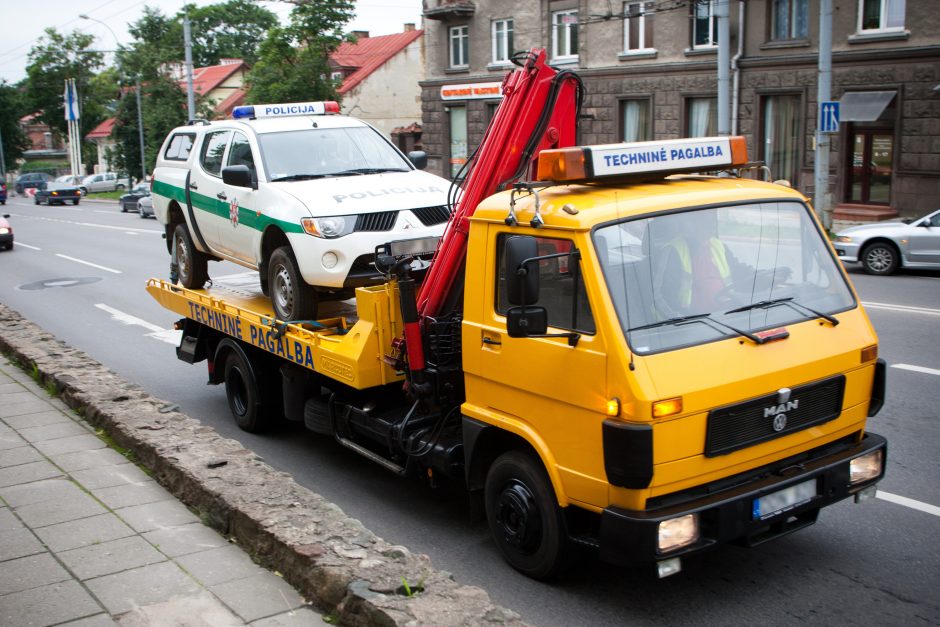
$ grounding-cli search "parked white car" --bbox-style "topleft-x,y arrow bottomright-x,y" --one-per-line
151,101 -> 452,321
80,172 -> 127,195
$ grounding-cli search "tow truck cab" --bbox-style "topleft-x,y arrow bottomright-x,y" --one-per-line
459,139 -> 885,577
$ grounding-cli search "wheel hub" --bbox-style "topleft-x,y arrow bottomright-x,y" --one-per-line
496,479 -> 542,552
176,235 -> 191,282
273,265 -> 293,313
867,248 -> 891,272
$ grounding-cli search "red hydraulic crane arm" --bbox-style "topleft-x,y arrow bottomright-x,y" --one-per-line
415,48 -> 583,321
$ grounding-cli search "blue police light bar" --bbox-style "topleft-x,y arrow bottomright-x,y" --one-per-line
232,101 -> 340,120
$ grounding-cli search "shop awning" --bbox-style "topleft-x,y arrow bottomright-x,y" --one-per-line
839,91 -> 896,122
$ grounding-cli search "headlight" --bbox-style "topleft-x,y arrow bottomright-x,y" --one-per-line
300,216 -> 355,238
834,235 -> 854,243
658,513 -> 699,553
0,227 -> 9,235
849,449 -> 883,485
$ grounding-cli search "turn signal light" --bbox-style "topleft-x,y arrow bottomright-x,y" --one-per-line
536,147 -> 587,182
606,398 -> 621,417
861,344 -> 878,363
652,397 -> 682,418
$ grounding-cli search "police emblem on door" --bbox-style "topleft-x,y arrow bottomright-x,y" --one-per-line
229,197 -> 239,228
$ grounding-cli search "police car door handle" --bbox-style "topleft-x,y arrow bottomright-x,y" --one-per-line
216,192 -> 227,200
188,181 -> 198,190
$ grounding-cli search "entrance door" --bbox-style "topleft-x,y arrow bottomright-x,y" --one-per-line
847,130 -> 893,205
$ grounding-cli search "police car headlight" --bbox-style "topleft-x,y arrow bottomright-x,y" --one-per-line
301,216 -> 355,238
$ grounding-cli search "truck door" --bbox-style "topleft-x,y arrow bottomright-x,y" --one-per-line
215,131 -> 261,264
188,129 -> 233,253
463,233 -> 610,507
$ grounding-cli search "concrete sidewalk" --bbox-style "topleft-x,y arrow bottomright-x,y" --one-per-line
0,357 -> 324,626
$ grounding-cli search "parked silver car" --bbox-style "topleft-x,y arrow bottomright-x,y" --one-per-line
80,172 -> 127,195
834,209 -> 940,275
137,195 -> 154,219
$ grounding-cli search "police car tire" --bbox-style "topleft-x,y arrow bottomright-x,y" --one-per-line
174,224 -> 209,289
268,246 -> 317,321
485,449 -> 569,581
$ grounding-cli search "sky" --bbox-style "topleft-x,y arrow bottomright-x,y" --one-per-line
0,0 -> 423,84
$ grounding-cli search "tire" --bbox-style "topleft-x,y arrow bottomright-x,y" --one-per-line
121,201 -> 128,213
80,187 -> 88,196
173,223 -> 209,288
34,195 -> 39,205
116,183 -> 125,190
861,242 -> 898,275
485,449 -> 569,580
72,200 -> 79,205
221,344 -> 266,433
268,246 -> 317,321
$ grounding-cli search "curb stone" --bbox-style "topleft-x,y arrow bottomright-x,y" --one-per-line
0,303 -> 527,627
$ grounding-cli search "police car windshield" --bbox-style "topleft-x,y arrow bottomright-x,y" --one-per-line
259,126 -> 410,182
594,201 -> 856,355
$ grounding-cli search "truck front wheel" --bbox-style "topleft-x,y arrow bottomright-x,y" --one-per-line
485,450 -> 568,580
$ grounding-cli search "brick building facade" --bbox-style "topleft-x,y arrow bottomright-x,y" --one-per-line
420,0 -> 940,218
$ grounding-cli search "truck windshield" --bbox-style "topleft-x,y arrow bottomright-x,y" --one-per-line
258,126 -> 411,181
594,201 -> 856,354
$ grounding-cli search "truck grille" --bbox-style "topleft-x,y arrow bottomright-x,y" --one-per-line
705,375 -> 845,457
411,205 -> 451,226
355,211 -> 398,232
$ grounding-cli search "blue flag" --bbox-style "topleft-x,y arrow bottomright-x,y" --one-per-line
64,79 -> 80,121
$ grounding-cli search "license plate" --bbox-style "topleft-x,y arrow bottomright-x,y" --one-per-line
752,479 -> 817,520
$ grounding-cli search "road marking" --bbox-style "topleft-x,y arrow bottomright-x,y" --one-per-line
877,491 -> 940,517
6,212 -> 160,235
12,242 -> 41,250
93,210 -> 114,214
56,254 -> 122,274
94,304 -> 182,345
862,301 -> 940,316
890,363 -> 940,377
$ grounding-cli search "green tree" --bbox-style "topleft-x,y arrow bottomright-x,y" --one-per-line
182,0 -> 278,66
245,0 -> 355,104
0,81 -> 30,174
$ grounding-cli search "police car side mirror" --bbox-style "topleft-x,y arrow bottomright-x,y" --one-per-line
408,151 -> 428,170
504,235 -> 540,306
222,165 -> 257,190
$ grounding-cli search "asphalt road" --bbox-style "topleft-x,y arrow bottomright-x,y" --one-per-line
1,195 -> 938,625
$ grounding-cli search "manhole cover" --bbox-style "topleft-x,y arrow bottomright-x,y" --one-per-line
18,277 -> 103,291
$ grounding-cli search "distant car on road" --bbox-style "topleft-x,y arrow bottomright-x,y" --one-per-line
80,172 -> 127,195
55,174 -> 84,186
0,180 -> 6,205
0,213 -> 12,250
137,194 -> 155,219
834,208 -> 940,275
34,181 -> 82,206
119,183 -> 151,213
15,172 -> 50,195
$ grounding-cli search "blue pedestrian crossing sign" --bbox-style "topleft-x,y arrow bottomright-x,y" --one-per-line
820,101 -> 840,133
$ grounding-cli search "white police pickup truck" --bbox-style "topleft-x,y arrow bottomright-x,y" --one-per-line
151,101 -> 451,320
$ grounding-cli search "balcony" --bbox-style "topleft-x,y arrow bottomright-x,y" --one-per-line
423,0 -> 475,21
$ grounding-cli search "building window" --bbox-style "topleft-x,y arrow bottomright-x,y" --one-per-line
492,18 -> 514,64
762,95 -> 801,185
692,0 -> 718,48
859,0 -> 905,32
623,2 -> 654,52
552,9 -> 579,60
686,97 -> 717,137
449,25 -> 469,68
620,99 -> 652,142
771,0 -> 808,40
448,106 -> 468,179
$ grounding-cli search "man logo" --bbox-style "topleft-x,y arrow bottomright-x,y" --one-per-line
772,414 -> 788,432
766,388 -> 796,432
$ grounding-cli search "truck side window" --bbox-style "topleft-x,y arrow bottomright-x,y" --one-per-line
496,234 -> 596,334
200,131 -> 232,177
164,133 -> 196,161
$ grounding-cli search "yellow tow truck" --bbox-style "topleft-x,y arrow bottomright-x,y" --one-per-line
148,50 -> 886,579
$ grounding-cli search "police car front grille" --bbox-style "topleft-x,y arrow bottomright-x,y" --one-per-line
411,205 -> 451,226
704,375 -> 845,457
355,211 -> 398,232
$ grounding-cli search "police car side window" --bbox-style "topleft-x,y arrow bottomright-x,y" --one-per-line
200,131 -> 232,177
226,132 -> 255,173
165,133 -> 196,161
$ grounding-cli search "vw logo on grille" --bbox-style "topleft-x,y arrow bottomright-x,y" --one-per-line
772,414 -> 788,432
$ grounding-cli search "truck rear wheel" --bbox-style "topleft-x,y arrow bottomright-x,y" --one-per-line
485,450 -> 568,580
268,246 -> 317,321
220,342 -> 266,433
174,224 -> 209,289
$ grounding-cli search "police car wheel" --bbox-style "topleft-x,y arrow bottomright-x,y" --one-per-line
173,224 -> 209,288
268,246 -> 317,321
485,449 -> 569,581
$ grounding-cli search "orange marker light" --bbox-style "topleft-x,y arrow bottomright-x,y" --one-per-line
861,344 -> 878,363
606,398 -> 621,417
728,135 -> 748,165
536,147 -> 587,181
652,397 -> 683,418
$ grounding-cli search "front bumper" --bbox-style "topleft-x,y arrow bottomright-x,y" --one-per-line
0,233 -> 12,247
835,241 -> 862,263
598,432 -> 886,565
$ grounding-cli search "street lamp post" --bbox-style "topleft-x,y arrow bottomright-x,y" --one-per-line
79,13 -> 147,183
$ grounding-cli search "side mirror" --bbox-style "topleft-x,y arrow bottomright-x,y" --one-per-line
2,214 -> 9,219
506,306 -> 548,338
408,150 -> 428,170
504,235 -> 539,306
222,165 -> 257,190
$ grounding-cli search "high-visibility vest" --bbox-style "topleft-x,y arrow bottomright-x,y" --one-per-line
665,237 -> 731,307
